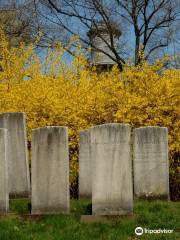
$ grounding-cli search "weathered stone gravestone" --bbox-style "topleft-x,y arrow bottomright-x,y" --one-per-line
90,124 -> 133,215
133,126 -> 169,199
0,128 -> 9,213
79,130 -> 91,198
31,126 -> 70,214
0,112 -> 30,197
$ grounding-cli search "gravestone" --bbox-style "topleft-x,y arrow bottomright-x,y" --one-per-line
90,123 -> 133,215
133,126 -> 169,199
0,112 -> 30,197
31,126 -> 70,214
79,130 -> 91,198
0,128 -> 9,213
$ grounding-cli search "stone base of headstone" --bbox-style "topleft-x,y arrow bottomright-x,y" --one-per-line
134,194 -> 169,201
9,193 -> 30,199
80,214 -> 134,223
0,213 -> 17,219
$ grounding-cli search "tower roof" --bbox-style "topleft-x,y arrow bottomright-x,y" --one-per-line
87,21 -> 121,38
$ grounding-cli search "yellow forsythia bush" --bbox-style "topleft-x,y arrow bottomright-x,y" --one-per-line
0,27 -> 179,199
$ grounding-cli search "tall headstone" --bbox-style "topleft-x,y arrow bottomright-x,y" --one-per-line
31,127 -> 70,214
0,128 -> 9,213
79,130 -> 91,198
90,124 -> 133,215
133,126 -> 169,199
0,112 -> 30,197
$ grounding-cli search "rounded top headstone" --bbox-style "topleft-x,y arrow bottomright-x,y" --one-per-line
90,123 -> 131,144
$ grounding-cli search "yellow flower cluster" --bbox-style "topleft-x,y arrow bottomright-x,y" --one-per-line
0,28 -> 179,198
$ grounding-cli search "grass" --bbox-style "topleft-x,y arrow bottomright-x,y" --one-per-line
0,199 -> 179,240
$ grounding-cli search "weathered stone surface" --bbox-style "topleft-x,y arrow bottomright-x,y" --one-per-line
0,128 -> 9,213
90,124 -> 133,215
79,130 -> 91,198
0,113 -> 30,197
133,126 -> 169,199
80,215 -> 134,223
31,127 -> 70,214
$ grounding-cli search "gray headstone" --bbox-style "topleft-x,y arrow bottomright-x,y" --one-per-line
31,127 -> 70,214
90,124 -> 133,215
0,112 -> 30,197
0,128 -> 9,213
79,130 -> 91,198
133,126 -> 169,199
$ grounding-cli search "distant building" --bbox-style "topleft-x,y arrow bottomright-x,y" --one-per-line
88,22 -> 121,72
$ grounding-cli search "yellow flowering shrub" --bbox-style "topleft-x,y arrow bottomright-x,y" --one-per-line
0,28 -> 179,199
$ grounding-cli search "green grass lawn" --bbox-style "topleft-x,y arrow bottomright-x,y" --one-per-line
0,199 -> 179,240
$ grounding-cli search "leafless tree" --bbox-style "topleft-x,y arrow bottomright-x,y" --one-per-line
115,0 -> 180,64
0,0 -> 39,47
13,0 -> 180,68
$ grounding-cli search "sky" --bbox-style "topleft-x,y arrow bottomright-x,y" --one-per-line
1,0 -> 179,67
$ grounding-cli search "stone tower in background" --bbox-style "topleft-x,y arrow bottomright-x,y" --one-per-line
88,22 -> 121,72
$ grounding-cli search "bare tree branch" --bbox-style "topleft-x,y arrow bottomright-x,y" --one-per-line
31,0 -> 179,67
